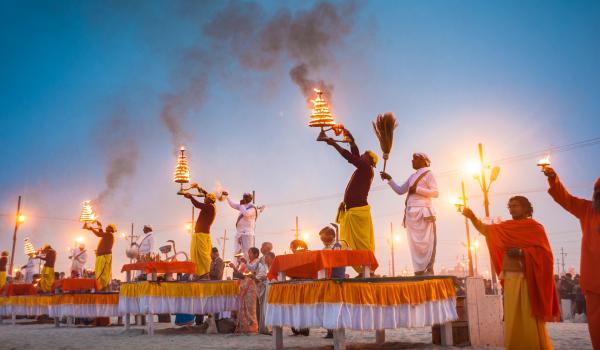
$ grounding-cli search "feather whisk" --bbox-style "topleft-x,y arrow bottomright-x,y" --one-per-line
372,112 -> 398,172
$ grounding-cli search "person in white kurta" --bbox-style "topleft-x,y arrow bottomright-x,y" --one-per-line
69,244 -> 87,277
138,225 -> 155,257
223,192 -> 265,262
22,256 -> 36,283
381,153 -> 439,275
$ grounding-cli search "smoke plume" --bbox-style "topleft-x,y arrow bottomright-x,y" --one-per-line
160,1 -> 359,146
94,109 -> 140,207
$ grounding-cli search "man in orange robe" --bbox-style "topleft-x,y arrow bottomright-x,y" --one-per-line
463,196 -> 560,350
544,167 -> 600,349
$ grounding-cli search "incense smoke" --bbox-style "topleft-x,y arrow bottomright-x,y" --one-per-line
160,1 -> 359,146
94,110 -> 140,207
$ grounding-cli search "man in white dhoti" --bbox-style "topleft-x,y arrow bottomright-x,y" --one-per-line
138,225 -> 155,257
380,153 -> 439,275
222,191 -> 265,262
69,243 -> 87,278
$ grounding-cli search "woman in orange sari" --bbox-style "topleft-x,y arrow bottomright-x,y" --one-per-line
236,247 -> 260,334
462,196 -> 560,350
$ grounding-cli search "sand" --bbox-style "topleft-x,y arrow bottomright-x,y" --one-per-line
0,319 -> 592,349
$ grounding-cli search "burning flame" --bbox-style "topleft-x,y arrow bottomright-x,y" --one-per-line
79,200 -> 97,223
308,88 -> 336,128
537,154 -> 551,167
174,146 -> 190,184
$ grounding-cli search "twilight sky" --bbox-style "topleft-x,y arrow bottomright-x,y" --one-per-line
1,0 -> 599,278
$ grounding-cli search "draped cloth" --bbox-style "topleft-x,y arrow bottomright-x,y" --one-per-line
237,277 -> 258,333
504,272 -> 554,350
486,219 -> 560,322
40,266 -> 55,293
337,205 -> 375,273
190,232 -> 212,277
404,207 -> 436,273
95,254 -> 112,291
0,271 -> 6,290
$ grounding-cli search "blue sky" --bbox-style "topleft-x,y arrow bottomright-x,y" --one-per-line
1,0 -> 599,278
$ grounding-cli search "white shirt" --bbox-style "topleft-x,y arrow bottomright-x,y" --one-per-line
387,167 -> 439,208
227,197 -> 264,235
70,249 -> 87,271
138,233 -> 154,255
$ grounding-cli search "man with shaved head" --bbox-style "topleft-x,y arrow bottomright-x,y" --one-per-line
544,167 -> 600,349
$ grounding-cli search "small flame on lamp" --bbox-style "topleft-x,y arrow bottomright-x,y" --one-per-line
537,154 -> 551,170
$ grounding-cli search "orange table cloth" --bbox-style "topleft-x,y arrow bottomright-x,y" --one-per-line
121,261 -> 196,274
267,250 -> 378,280
4,283 -> 36,296
60,278 -> 100,292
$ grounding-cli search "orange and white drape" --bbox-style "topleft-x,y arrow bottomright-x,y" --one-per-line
0,294 -> 119,317
118,281 -> 240,315
266,278 -> 458,330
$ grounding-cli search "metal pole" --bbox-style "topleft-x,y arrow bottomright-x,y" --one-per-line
129,222 -> 134,264
295,216 -> 299,240
8,196 -> 22,277
478,143 -> 497,291
390,222 -> 395,277
462,182 -> 474,277
191,206 -> 195,233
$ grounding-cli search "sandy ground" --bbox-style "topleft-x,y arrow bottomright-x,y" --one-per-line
0,319 -> 592,350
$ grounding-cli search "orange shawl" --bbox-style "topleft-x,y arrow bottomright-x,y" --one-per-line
487,218 -> 560,322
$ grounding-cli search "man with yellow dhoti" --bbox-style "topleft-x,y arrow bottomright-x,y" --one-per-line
184,186 -> 216,279
462,196 -> 560,350
324,128 -> 376,273
0,251 -> 8,290
84,220 -> 115,291
38,245 -> 56,293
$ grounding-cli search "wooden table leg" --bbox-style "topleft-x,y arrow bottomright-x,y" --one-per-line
440,322 -> 453,346
273,326 -> 283,350
146,314 -> 154,336
375,329 -> 385,344
54,317 -> 60,328
362,266 -> 370,278
334,328 -> 346,350
11,314 -> 16,326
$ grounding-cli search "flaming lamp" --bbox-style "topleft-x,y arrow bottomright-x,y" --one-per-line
24,237 -> 36,256
537,155 -> 551,171
174,146 -> 205,197
449,196 -> 465,212
308,89 -> 350,143
79,200 -> 97,223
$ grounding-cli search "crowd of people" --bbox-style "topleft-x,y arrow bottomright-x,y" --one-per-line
0,125 -> 598,350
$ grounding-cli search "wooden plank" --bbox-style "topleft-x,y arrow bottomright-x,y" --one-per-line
273,326 -> 283,350
334,328 -> 346,350
375,329 -> 385,344
440,322 -> 453,346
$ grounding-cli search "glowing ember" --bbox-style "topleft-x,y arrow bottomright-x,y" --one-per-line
308,89 -> 336,128
174,146 -> 190,184
79,200 -> 97,223
24,237 -> 36,256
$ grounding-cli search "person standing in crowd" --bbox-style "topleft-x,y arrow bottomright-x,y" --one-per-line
209,247 -> 224,281
183,185 -> 216,279
462,196 -> 559,349
257,251 -> 275,335
69,243 -> 87,278
319,225 -> 347,339
543,167 -> 600,349
84,220 -> 115,291
380,153 -> 439,276
38,244 -> 56,293
236,247 -> 260,334
324,128 -> 377,273
259,242 -> 273,265
0,251 -> 8,290
223,191 -> 265,262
